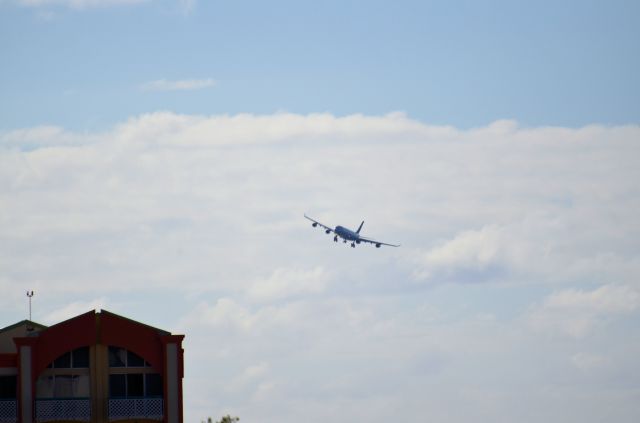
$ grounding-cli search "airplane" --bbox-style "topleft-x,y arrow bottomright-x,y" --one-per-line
304,214 -> 400,248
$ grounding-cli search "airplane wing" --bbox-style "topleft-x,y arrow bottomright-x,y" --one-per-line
304,214 -> 334,233
357,236 -> 400,248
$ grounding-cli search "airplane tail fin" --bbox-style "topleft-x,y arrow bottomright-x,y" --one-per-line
356,221 -> 364,234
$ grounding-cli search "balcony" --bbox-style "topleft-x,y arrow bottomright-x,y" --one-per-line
108,397 -> 163,421
0,400 -> 17,423
35,398 -> 91,422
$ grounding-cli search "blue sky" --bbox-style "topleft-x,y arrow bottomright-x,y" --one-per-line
1,0 -> 639,130
1,1 -> 640,423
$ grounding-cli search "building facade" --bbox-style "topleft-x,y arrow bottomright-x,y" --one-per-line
0,310 -> 184,423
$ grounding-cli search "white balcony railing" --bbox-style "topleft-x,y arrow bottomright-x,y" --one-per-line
35,398 -> 91,422
108,398 -> 163,421
0,400 -> 17,423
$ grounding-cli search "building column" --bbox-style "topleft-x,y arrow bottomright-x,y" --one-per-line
15,338 -> 38,423
161,335 -> 184,423
90,344 -> 108,423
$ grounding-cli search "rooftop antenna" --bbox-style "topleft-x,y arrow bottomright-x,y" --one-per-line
27,290 -> 34,321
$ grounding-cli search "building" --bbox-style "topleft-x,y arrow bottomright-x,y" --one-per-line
0,310 -> 184,423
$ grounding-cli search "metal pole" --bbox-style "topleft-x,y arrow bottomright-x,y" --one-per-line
26,290 -> 34,320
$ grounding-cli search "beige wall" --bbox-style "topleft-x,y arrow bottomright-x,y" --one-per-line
0,323 -> 44,354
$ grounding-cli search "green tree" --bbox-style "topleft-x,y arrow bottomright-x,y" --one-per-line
202,415 -> 239,423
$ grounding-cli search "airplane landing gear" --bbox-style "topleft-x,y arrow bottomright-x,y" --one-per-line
351,242 -> 356,248
334,235 -> 338,242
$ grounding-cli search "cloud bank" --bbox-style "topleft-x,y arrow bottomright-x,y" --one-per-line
1,112 -> 639,423
140,78 -> 216,92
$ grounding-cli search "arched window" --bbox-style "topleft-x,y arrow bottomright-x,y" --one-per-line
107,347 -> 162,399
36,347 -> 90,399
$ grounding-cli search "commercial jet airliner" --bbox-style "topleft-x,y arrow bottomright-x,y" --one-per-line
304,214 -> 400,248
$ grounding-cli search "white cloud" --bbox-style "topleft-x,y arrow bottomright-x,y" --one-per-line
414,225 -> 506,281
425,225 -> 504,268
140,78 -> 216,92
182,298 -> 255,333
1,125 -> 94,148
42,297 -> 108,324
177,0 -> 195,13
248,267 -> 328,302
2,112 -> 640,423
109,110 -> 450,147
17,0 -> 148,8
527,284 -> 640,338
571,352 -> 610,372
226,362 -> 270,393
544,284 -> 640,314
12,0 -> 198,15
2,112 -> 638,295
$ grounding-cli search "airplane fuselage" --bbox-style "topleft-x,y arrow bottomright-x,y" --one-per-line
335,226 -> 360,242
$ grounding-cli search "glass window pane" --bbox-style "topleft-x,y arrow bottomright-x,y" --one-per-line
74,375 -> 90,397
54,375 -> 74,397
36,375 -> 55,398
127,374 -> 144,397
0,376 -> 17,399
108,346 -> 126,367
127,350 -> 145,367
72,347 -> 90,368
109,374 -> 126,398
53,352 -> 71,368
145,373 -> 163,397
